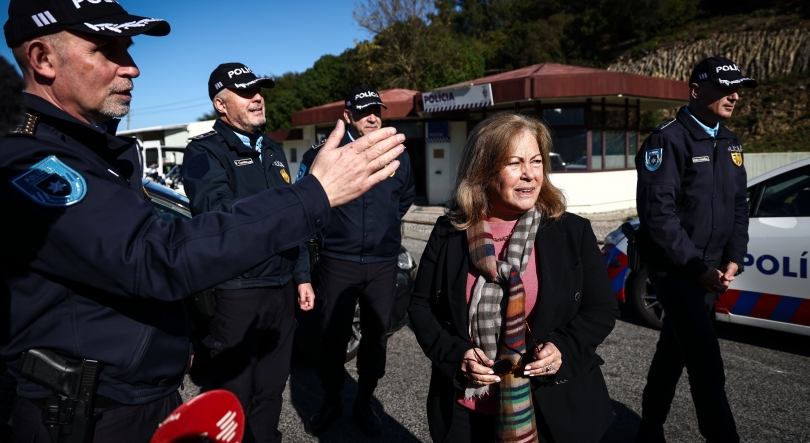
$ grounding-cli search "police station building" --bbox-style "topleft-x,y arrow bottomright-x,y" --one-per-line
270,63 -> 687,212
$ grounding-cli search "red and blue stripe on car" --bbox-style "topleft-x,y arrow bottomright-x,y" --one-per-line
717,290 -> 810,327
602,244 -> 629,302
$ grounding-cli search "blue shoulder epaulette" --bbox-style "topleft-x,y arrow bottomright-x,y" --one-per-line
189,130 -> 217,141
310,139 -> 326,150
653,118 -> 676,131
6,113 -> 38,138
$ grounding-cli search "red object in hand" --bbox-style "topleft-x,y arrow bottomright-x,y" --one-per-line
151,390 -> 244,443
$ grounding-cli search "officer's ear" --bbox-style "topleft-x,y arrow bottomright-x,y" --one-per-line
24,39 -> 59,81
343,108 -> 352,126
213,92 -> 228,116
689,82 -> 700,100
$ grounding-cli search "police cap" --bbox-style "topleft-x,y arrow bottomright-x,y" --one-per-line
345,85 -> 387,112
689,56 -> 758,89
4,0 -> 170,48
208,63 -> 275,100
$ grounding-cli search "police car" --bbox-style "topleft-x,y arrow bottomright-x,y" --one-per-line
602,158 -> 810,335
141,179 -> 417,361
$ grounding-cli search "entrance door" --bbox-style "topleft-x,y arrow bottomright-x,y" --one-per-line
404,139 -> 427,201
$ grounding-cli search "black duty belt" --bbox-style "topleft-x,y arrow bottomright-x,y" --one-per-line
26,394 -> 122,414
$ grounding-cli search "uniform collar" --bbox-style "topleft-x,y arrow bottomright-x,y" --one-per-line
24,93 -> 131,154
684,106 -> 719,138
676,106 -> 731,140
213,119 -> 265,155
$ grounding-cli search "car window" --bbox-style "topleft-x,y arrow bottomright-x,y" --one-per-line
150,198 -> 191,222
753,165 -> 810,217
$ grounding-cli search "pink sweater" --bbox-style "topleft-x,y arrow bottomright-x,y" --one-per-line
457,220 -> 539,415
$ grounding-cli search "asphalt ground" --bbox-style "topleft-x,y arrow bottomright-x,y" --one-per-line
180,212 -> 810,442
181,305 -> 810,443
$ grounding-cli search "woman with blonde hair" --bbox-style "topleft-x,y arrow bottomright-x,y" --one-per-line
409,112 -> 619,443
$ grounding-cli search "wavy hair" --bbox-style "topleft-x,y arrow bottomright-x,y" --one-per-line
447,112 -> 566,230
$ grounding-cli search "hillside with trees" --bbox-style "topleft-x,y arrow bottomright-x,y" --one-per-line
200,0 -> 809,152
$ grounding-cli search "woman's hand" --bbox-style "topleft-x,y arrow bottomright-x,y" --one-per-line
525,342 -> 562,377
460,348 -> 500,385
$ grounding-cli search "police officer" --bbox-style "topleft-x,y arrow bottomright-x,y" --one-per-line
0,54 -> 24,441
182,63 -> 314,443
0,0 -> 405,440
299,86 -> 416,436
634,56 -> 755,443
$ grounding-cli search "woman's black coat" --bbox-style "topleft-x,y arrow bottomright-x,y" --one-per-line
408,213 -> 620,443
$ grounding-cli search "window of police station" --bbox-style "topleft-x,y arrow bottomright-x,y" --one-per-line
527,98 -> 641,172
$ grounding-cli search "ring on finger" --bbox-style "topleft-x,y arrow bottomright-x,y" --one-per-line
545,364 -> 554,372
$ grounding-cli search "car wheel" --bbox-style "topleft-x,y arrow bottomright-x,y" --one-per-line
345,301 -> 361,363
628,267 -> 664,330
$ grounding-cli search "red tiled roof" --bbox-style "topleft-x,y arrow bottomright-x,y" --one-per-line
292,89 -> 421,127
291,64 -> 687,126
451,62 -> 688,103
266,128 -> 303,142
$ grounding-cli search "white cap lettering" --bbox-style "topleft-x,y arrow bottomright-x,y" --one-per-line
228,67 -> 252,78
716,64 -> 740,73
355,91 -> 379,100
73,0 -> 117,8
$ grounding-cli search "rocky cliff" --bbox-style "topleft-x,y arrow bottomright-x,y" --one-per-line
607,28 -> 810,82
609,20 -> 810,153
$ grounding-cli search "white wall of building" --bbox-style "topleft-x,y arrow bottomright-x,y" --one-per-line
283,125 -> 315,182
163,128 -> 189,147
745,152 -> 810,179
551,170 -> 637,213
426,121 -> 467,205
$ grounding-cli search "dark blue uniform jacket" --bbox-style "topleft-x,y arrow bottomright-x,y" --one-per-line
183,119 -> 309,289
298,131 -> 415,263
0,94 -> 330,405
635,106 -> 749,278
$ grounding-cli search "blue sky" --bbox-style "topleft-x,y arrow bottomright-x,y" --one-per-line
0,0 -> 370,129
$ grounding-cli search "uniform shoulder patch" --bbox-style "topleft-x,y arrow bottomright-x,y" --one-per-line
10,155 -> 87,207
653,118 -> 676,131
296,162 -> 307,181
189,130 -> 217,141
6,113 -> 38,138
184,153 -> 211,179
644,148 -> 663,172
310,139 -> 326,150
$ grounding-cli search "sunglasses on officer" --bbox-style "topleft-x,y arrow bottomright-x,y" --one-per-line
469,321 -> 539,376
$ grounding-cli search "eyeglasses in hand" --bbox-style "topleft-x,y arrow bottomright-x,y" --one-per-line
469,321 -> 538,376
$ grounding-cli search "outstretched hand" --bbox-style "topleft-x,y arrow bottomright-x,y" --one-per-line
309,120 -> 405,207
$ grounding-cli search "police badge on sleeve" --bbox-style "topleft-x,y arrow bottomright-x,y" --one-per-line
731,152 -> 743,167
645,148 -> 663,172
11,156 -> 87,207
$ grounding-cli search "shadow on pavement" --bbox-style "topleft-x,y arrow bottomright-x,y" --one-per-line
615,300 -> 810,358
614,302 -> 656,330
286,355 -> 423,443
601,399 -> 641,443
713,321 -> 810,357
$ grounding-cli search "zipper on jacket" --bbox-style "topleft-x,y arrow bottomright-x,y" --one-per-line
702,137 -> 718,261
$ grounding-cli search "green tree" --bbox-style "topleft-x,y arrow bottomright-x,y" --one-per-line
295,50 -> 361,109
352,0 -> 484,90
197,109 -> 217,121
262,72 -> 303,131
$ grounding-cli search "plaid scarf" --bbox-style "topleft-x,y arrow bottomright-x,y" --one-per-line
466,207 -> 541,443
